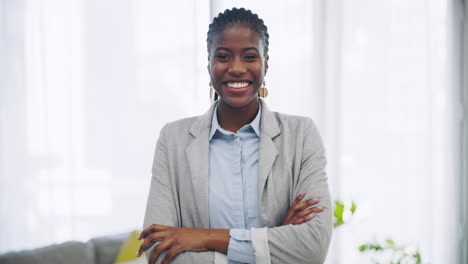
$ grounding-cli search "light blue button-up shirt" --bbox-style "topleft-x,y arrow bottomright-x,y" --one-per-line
208,103 -> 264,264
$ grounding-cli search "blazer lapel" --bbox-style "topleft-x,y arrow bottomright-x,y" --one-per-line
185,102 -> 216,229
184,99 -> 280,228
258,99 -> 281,205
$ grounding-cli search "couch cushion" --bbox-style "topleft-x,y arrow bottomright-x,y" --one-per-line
113,230 -> 145,264
0,241 -> 94,264
89,233 -> 129,264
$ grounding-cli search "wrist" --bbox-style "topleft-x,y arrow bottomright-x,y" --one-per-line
204,229 -> 230,254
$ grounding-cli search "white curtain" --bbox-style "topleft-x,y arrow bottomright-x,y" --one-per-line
321,0 -> 463,263
0,0 -> 464,263
1,0 -> 211,251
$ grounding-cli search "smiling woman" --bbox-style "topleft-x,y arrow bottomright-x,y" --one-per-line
140,7 -> 332,264
0,0 -> 462,262
208,23 -> 268,132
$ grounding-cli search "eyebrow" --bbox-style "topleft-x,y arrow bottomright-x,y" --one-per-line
214,47 -> 260,53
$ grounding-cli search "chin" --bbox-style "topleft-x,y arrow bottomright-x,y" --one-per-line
220,95 -> 259,109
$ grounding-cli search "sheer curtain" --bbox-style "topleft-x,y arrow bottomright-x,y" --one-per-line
322,0 -> 463,263
0,0 -> 211,251
0,0 -> 464,263
211,1 -> 464,262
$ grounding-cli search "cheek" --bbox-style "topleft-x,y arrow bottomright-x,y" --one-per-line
210,64 -> 223,79
255,64 -> 266,80
209,66 -> 224,90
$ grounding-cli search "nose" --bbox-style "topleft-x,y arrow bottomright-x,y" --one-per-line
228,57 -> 247,75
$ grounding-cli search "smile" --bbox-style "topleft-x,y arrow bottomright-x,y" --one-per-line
224,81 -> 251,88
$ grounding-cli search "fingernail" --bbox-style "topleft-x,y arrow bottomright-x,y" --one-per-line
136,251 -> 140,257
308,213 -> 315,219
300,192 -> 306,196
313,197 -> 320,201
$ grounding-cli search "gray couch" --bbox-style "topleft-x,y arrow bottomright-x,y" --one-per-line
0,233 -> 129,264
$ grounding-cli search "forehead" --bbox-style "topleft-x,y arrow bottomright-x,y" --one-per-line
211,24 -> 263,50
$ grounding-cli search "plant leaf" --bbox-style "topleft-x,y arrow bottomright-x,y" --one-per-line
359,245 -> 367,252
351,201 -> 357,214
334,200 -> 345,228
386,239 -> 395,246
413,251 -> 422,264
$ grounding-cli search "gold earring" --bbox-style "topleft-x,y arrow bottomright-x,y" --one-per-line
258,81 -> 269,98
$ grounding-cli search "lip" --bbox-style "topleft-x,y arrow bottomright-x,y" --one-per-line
222,81 -> 252,95
223,79 -> 252,84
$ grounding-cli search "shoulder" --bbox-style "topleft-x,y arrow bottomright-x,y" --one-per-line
160,102 -> 216,137
156,115 -> 205,147
270,111 -> 324,152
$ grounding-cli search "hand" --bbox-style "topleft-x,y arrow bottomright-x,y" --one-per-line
282,192 -> 324,225
137,225 -> 210,264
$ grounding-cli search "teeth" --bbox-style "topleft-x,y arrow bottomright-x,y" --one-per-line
226,82 -> 249,88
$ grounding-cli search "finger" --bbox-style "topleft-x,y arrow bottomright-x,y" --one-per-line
161,246 -> 182,264
293,213 -> 315,225
291,214 -> 315,225
138,225 -> 156,240
137,241 -> 155,257
137,232 -> 160,257
294,198 -> 320,211
284,192 -> 307,223
292,192 -> 306,206
291,206 -> 324,222
149,239 -> 172,264
296,198 -> 320,210
288,205 -> 323,224
137,231 -> 167,257
139,224 -> 166,240
296,205 -> 324,219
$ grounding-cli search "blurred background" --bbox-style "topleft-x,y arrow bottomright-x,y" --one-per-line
1,0 -> 467,263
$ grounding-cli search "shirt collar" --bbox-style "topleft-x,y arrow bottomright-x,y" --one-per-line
209,102 -> 262,140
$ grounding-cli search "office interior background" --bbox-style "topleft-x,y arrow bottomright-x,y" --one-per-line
1,0 -> 467,263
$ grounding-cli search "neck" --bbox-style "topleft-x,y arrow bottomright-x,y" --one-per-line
216,99 -> 260,133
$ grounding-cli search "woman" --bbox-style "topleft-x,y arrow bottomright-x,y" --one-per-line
138,8 -> 332,264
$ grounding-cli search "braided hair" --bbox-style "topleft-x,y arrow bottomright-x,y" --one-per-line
207,8 -> 270,60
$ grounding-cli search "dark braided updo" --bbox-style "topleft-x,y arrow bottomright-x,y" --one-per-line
207,8 -> 270,60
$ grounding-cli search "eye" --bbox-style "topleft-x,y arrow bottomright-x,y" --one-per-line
215,54 -> 230,61
244,54 -> 258,61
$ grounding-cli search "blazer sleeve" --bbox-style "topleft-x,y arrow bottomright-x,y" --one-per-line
143,124 -> 214,264
266,118 -> 333,264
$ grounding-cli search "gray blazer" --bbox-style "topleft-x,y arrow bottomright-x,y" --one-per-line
143,99 -> 332,264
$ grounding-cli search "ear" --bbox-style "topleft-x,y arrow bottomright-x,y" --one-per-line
207,54 -> 212,74
264,59 -> 269,76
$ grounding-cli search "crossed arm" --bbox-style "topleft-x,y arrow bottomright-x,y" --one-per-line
137,193 -> 323,264
140,119 -> 331,264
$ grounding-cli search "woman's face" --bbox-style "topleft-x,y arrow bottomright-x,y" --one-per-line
208,24 -> 268,109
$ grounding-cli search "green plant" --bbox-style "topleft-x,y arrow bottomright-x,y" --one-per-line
333,200 -> 356,228
359,239 -> 424,264
332,200 -> 426,263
